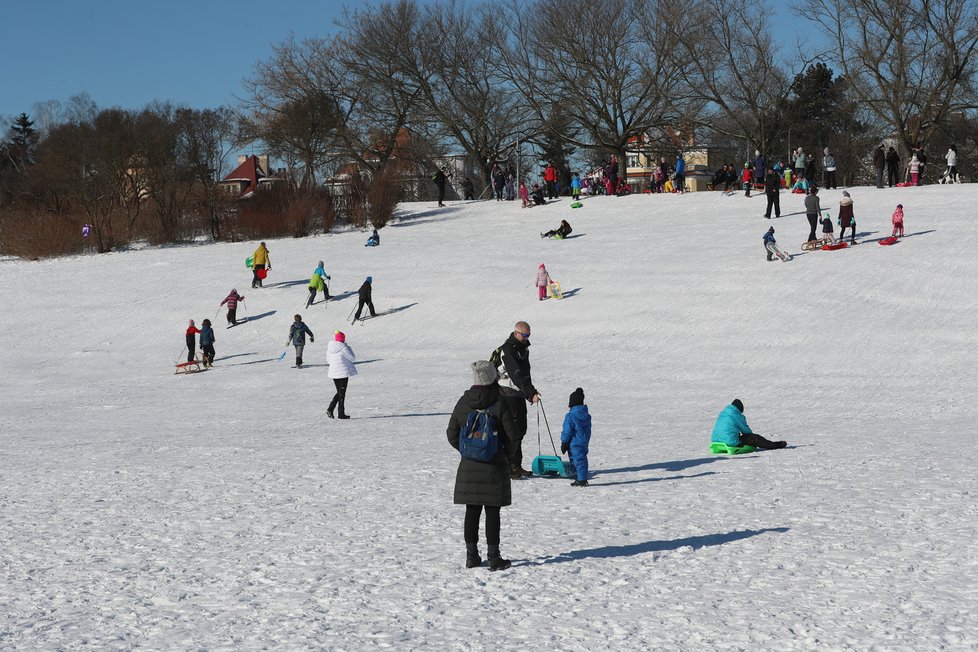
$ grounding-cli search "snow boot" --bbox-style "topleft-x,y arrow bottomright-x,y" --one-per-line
466,543 -> 482,569
338,414 -> 351,420
487,545 -> 511,572
571,479 -> 589,487
773,441 -> 788,449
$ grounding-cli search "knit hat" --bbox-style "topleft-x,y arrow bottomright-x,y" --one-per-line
897,204 -> 903,209
569,387 -> 585,407
732,399 -> 744,413
539,263 -> 546,269
188,319 -> 195,327
335,330 -> 346,343
471,360 -> 498,385
366,276 -> 372,284
842,190 -> 851,198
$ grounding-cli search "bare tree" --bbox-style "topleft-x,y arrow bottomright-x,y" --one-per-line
499,0 -> 689,180
672,0 -> 797,155
805,0 -> 978,159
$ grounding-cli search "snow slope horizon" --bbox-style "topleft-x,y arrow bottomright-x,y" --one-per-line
2,184 -> 977,649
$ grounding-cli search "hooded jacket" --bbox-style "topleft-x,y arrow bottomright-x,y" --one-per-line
492,333 -> 538,399
326,340 -> 357,379
536,267 -> 551,287
892,206 -> 904,225
447,383 -> 518,506
839,196 -> 854,227
252,244 -> 269,266
220,291 -> 243,309
288,321 -> 313,347
711,404 -> 754,446
561,404 -> 592,451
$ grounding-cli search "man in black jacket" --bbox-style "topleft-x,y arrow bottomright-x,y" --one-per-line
764,168 -> 781,219
354,276 -> 376,320
433,167 -> 450,207
491,321 -> 541,479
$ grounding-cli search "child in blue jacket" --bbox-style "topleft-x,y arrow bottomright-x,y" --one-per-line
560,388 -> 592,486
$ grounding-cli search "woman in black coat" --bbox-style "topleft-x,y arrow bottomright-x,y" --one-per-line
447,360 -> 519,571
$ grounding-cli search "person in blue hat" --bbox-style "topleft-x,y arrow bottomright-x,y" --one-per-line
354,276 -> 376,321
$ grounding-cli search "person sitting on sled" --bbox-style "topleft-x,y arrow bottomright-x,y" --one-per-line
530,183 -> 546,206
541,220 -> 573,239
560,388 -> 592,487
711,399 -> 786,450
365,229 -> 380,247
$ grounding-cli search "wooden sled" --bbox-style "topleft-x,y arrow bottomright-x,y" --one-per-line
175,357 -> 203,374
801,238 -> 832,251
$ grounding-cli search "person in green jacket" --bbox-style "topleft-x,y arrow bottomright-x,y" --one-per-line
306,261 -> 331,307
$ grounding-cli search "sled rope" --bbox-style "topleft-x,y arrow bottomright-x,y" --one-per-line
536,400 -> 558,456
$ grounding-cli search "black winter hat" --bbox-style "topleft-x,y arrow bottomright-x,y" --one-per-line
731,399 -> 744,413
569,387 -> 585,408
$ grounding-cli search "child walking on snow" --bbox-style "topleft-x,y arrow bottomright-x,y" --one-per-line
286,314 -> 314,368
519,181 -> 530,208
199,319 -> 215,367
185,320 -> 201,362
220,289 -> 244,326
536,264 -> 552,301
892,204 -> 905,238
560,388 -> 592,487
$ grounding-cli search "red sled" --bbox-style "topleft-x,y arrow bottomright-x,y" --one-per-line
895,182 -> 914,187
822,242 -> 849,251
879,236 -> 899,246
257,268 -> 268,279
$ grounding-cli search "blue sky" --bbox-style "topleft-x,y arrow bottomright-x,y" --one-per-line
1,1 -> 816,123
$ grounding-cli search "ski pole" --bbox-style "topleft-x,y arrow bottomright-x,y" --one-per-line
241,300 -> 249,321
213,305 -> 222,320
347,303 -> 357,322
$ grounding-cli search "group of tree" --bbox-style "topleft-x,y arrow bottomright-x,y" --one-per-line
3,0 -> 978,258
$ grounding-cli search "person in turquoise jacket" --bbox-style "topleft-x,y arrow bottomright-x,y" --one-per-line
560,387 -> 592,486
711,399 -> 786,449
570,174 -> 582,200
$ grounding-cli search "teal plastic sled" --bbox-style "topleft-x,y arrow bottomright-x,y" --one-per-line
532,455 -> 574,477
710,442 -> 757,455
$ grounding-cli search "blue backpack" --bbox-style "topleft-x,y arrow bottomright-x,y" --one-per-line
458,403 -> 498,463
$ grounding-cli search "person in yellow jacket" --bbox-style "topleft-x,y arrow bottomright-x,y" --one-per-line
252,242 -> 270,288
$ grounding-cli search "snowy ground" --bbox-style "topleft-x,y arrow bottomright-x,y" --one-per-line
2,183 -> 977,650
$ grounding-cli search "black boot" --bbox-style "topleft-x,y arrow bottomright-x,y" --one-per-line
487,545 -> 511,572
466,543 -> 482,569
571,479 -> 589,487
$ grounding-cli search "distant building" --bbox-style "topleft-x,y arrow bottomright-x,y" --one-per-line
219,155 -> 282,198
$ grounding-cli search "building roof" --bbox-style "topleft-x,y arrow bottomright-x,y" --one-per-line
221,155 -> 266,196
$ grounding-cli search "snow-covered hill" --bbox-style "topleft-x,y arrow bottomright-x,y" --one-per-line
2,184 -> 977,649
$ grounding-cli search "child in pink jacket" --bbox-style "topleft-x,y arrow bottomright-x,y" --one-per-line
519,181 -> 530,208
536,264 -> 552,301
892,204 -> 904,237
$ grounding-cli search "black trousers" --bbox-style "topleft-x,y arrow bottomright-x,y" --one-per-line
437,183 -> 446,205
502,394 -> 527,466
252,264 -> 265,287
765,192 -> 780,217
201,344 -> 215,366
545,180 -> 556,199
806,213 -> 818,241
740,433 -> 782,450
355,298 -> 376,320
824,170 -> 837,189
887,166 -> 898,187
329,377 -> 349,416
839,224 -> 856,242
227,307 -> 237,325
464,504 -> 501,545
306,286 -> 318,307
186,334 -> 196,362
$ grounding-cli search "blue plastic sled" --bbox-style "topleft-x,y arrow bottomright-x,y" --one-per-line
709,442 -> 757,455
532,454 -> 575,477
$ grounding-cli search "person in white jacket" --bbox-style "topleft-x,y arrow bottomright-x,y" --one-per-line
327,330 -> 357,419
945,145 -> 958,183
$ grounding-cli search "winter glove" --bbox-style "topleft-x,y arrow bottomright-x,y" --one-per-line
310,337 -> 315,343
560,442 -> 569,454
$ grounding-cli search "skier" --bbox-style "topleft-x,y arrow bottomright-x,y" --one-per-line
185,320 -> 201,363
306,261 -> 330,308
891,204 -> 905,238
711,399 -> 787,450
490,322 -> 540,479
804,188 -> 821,243
199,319 -> 216,368
220,289 -> 244,326
560,388 -> 592,487
541,220 -> 572,239
354,276 -> 376,321
447,360 -> 519,571
251,242 -> 270,288
286,314 -> 314,369
838,191 -> 856,245
326,331 -> 356,419
536,264 -> 552,301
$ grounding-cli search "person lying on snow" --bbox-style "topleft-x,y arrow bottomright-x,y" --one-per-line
711,399 -> 786,450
